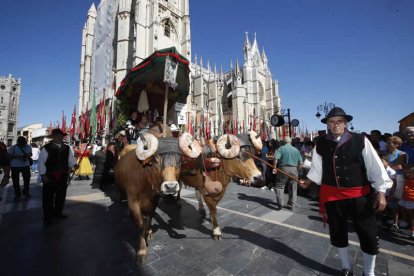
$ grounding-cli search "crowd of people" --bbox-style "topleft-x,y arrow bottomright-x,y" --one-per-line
0,107 -> 413,274
254,121 -> 414,240
244,107 -> 414,276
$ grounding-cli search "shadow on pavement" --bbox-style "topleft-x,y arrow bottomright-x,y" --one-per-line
0,199 -> 145,276
222,226 -> 339,275
237,192 -> 280,211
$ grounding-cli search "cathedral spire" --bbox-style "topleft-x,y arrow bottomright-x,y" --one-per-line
244,32 -> 251,49
235,59 -> 241,76
194,54 -> 199,76
262,47 -> 268,64
88,3 -> 97,16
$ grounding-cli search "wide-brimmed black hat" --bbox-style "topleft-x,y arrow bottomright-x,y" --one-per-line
49,128 -> 68,137
321,107 -> 353,124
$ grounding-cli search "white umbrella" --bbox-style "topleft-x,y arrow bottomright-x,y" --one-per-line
137,89 -> 149,113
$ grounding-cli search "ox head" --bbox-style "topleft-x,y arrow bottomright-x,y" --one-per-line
136,132 -> 202,195
216,131 -> 264,184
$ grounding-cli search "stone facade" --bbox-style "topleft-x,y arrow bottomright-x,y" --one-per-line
79,0 -> 281,138
0,74 -> 20,146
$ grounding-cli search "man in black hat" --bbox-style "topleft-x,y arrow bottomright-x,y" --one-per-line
38,128 -> 79,226
299,107 -> 391,276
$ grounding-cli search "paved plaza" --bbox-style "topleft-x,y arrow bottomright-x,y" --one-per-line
0,174 -> 413,276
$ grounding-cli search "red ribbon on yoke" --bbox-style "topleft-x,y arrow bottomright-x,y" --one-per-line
319,184 -> 371,227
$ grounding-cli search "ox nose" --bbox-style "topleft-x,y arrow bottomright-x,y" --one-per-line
251,174 -> 265,187
254,174 -> 265,183
161,181 -> 180,195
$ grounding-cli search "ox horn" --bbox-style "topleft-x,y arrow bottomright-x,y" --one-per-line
225,134 -> 232,149
138,133 -> 148,150
178,132 -> 202,159
135,133 -> 159,161
216,134 -> 240,158
249,130 -> 263,151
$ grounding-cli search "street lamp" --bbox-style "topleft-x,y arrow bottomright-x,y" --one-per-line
315,102 -> 335,119
270,108 -> 299,138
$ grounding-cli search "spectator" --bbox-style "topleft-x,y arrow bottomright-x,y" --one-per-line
92,146 -> 106,187
300,140 -> 317,199
401,126 -> 414,165
370,129 -> 387,155
38,128 -> 78,226
8,136 -> 32,199
272,136 -> 303,210
126,109 -> 139,144
148,116 -> 173,137
102,142 -> 116,189
399,165 -> 414,237
31,143 -> 40,173
262,139 -> 278,190
74,139 -> 93,180
0,141 -> 11,201
260,140 -> 269,178
386,136 -> 408,231
300,107 -> 391,276
137,114 -> 150,135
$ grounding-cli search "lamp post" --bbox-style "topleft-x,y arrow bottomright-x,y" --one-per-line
280,108 -> 291,137
315,102 -> 335,119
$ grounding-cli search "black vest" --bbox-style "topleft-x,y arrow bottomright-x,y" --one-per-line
44,143 -> 70,173
316,131 -> 370,188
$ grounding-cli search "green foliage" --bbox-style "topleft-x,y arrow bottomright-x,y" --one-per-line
112,95 -> 130,135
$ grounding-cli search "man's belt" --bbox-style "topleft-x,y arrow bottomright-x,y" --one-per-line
319,184 -> 371,226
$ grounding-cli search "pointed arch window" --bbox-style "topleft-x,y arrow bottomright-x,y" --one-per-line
164,20 -> 171,37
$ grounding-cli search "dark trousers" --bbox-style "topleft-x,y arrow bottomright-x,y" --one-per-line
11,166 -> 31,196
42,174 -> 68,220
325,194 -> 379,255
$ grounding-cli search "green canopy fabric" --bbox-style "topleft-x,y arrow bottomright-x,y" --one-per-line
116,47 -> 190,104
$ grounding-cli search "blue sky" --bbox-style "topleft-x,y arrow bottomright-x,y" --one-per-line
1,0 -> 413,134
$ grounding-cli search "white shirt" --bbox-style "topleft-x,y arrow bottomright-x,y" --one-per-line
31,148 -> 40,160
307,137 -> 392,193
38,143 -> 77,175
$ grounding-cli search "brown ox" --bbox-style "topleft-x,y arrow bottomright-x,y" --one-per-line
180,131 -> 263,240
114,132 -> 201,262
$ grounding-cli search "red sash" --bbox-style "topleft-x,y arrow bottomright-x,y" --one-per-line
319,184 -> 371,226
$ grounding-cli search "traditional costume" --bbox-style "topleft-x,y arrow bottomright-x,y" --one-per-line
38,129 -> 77,224
74,143 -> 93,178
307,107 -> 392,276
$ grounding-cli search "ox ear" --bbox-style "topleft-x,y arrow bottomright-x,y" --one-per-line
249,130 -> 263,151
179,132 -> 202,158
216,134 -> 240,158
135,133 -> 159,161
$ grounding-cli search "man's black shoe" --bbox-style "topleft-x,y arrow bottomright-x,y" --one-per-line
284,204 -> 293,210
340,269 -> 353,276
275,204 -> 282,211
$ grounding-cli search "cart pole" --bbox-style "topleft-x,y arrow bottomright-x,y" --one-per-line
163,84 -> 169,136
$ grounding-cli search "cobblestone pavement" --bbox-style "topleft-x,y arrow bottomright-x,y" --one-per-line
0,174 -> 413,276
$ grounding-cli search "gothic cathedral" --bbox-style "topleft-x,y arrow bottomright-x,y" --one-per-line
79,0 -> 281,139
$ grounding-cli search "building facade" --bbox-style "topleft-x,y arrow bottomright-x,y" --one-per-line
17,123 -> 43,145
79,0 -> 281,139
0,74 -> 21,146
